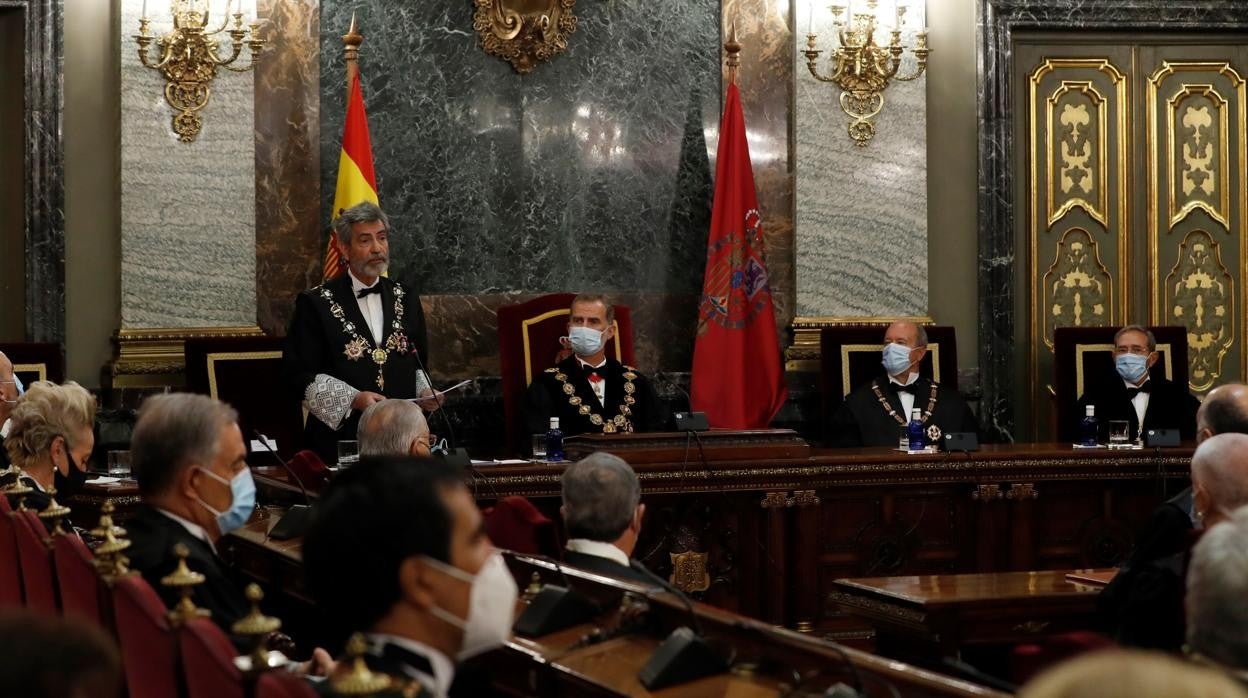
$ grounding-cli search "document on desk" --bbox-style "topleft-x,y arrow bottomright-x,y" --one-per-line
407,379 -> 471,401
470,459 -> 531,466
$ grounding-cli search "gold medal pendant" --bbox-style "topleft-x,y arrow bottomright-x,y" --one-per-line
372,348 -> 388,366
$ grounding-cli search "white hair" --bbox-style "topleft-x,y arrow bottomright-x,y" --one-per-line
1187,504 -> 1248,668
358,400 -> 428,457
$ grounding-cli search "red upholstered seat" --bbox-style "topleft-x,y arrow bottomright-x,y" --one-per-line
286,449 -> 329,492
180,616 -> 245,698
53,532 -> 103,626
1010,631 -> 1115,685
12,509 -> 57,613
114,574 -> 180,698
0,498 -> 23,608
256,671 -> 318,698
483,496 -> 561,558
497,294 -> 636,454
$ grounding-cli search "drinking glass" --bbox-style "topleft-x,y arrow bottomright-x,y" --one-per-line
106,450 -> 132,476
337,440 -> 360,467
898,427 -> 910,451
1107,420 -> 1131,446
531,434 -> 547,462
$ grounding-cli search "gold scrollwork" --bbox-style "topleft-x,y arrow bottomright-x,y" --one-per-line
669,551 -> 711,594
971,484 -> 1004,501
1168,85 -> 1231,229
1006,483 -> 1040,500
760,491 -> 788,509
787,490 -> 822,507
1047,81 -> 1109,227
472,0 -> 577,75
1166,230 -> 1234,391
1042,228 -> 1112,347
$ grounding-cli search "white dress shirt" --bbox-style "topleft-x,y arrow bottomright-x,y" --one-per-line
566,538 -> 631,567
577,357 -> 608,407
365,633 -> 454,698
1124,378 -> 1151,428
349,270 -> 385,345
0,418 -> 9,439
889,371 -> 921,419
156,507 -> 216,554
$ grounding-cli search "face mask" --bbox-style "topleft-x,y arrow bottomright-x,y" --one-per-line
193,467 -> 257,535
55,448 -> 89,496
1116,353 -> 1150,384
567,327 -> 605,357
881,343 -> 916,376
422,552 -> 518,659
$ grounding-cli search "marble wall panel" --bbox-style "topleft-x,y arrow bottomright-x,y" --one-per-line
118,0 -> 257,329
319,0 -> 721,372
256,0 -> 321,336
977,0 -> 1248,441
795,1 -> 927,318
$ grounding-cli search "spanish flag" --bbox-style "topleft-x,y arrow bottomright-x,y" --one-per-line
322,72 -> 379,281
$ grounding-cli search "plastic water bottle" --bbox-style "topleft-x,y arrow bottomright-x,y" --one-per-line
1080,405 -> 1099,447
545,417 -> 565,462
907,409 -> 926,451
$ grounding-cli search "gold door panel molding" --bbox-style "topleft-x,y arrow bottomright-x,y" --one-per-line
1043,228 -> 1112,336
1164,229 -> 1233,391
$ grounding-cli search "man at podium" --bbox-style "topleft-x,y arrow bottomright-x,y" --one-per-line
283,202 -> 434,465
523,294 -> 666,438
828,321 -> 978,448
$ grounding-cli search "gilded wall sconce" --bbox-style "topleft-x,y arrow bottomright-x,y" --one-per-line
133,0 -> 265,143
472,0 -> 577,75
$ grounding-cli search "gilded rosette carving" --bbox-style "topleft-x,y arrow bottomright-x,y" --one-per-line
1166,230 -> 1233,391
1042,228 -> 1112,344
472,0 -> 577,75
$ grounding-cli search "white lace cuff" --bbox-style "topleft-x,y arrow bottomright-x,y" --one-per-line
415,369 -> 433,396
304,374 -> 359,430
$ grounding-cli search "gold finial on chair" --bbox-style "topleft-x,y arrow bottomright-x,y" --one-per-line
231,583 -> 282,671
90,500 -> 127,540
329,633 -> 392,696
3,465 -> 33,498
37,488 -> 72,539
162,542 -> 209,626
93,501 -> 135,586
522,571 -> 543,603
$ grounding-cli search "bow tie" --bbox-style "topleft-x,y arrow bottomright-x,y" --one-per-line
357,285 -> 382,299
1126,382 -> 1152,399
587,371 -> 603,384
891,382 -> 919,395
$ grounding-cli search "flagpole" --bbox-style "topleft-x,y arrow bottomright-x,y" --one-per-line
343,12 -> 363,100
724,18 -> 741,86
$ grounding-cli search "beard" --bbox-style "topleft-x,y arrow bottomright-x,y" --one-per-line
353,257 -> 388,278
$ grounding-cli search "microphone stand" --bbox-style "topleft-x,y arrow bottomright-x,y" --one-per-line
252,430 -> 312,541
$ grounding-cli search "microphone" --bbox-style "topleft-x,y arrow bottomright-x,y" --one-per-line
628,559 -> 727,690
252,430 -> 312,541
655,374 -> 708,432
503,551 -> 603,637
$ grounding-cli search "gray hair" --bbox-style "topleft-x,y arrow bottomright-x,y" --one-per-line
358,399 -> 429,457
561,453 -> 640,542
1114,325 -> 1157,352
887,321 -> 928,347
570,294 -> 615,324
1188,504 -> 1248,668
1191,433 -> 1248,515
332,201 -> 390,245
131,393 -> 238,498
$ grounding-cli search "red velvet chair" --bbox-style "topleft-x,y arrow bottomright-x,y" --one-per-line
497,294 -> 637,454
256,671 -> 318,698
53,532 -> 103,626
286,449 -> 329,493
180,616 -> 245,698
114,574 -> 181,698
12,510 -> 57,613
0,497 -> 22,608
483,496 -> 562,558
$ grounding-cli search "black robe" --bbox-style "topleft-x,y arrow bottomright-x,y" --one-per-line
1075,375 -> 1199,443
522,356 -> 667,439
0,471 -> 51,526
828,374 -> 979,448
563,548 -> 653,585
283,274 -> 429,465
125,506 -> 250,635
317,638 -> 501,698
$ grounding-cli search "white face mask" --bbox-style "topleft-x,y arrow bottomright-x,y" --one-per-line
421,552 -> 518,659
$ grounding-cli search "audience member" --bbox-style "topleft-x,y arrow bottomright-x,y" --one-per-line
1,381 -> 96,517
560,453 -> 651,584
1187,504 -> 1248,675
0,351 -> 16,468
0,610 -> 122,698
1018,649 -> 1247,698
358,399 -> 431,458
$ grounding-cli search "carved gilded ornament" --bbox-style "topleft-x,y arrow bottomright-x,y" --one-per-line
1042,228 -> 1112,347
472,0 -> 577,75
1166,230 -> 1233,391
1166,83 -> 1234,229
669,551 -> 711,594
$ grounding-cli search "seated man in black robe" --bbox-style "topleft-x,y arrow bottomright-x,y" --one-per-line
560,453 -> 652,585
523,294 -> 667,439
827,321 -> 978,448
126,393 -> 254,632
1075,325 -> 1200,443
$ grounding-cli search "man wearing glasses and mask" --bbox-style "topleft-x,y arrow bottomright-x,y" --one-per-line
523,294 -> 667,439
1076,325 -> 1199,443
0,351 -> 19,468
304,457 -> 517,698
828,321 -> 978,448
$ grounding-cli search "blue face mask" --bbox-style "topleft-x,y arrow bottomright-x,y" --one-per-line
194,467 -> 257,535
567,326 -> 606,357
1115,353 -> 1150,384
882,343 -> 916,377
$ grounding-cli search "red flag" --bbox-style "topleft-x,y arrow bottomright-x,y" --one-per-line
690,83 -> 788,429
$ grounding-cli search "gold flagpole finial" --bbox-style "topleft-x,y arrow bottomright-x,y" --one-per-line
724,17 -> 742,86
343,12 -> 364,98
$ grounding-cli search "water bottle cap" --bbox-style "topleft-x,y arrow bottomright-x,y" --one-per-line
1085,405 -> 1095,416
550,417 -> 560,429
910,408 -> 921,419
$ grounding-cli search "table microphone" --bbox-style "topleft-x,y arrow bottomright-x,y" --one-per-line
629,559 -> 728,690
252,430 -> 312,541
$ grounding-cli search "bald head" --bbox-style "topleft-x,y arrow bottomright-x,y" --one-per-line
358,399 -> 431,458
1191,433 -> 1248,528
1196,383 -> 1248,443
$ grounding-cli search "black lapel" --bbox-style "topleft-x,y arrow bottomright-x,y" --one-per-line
563,358 -> 603,413
380,278 -> 398,347
330,274 -> 376,349
877,377 -> 906,418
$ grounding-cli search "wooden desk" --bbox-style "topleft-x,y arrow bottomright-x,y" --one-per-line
831,570 -> 1112,658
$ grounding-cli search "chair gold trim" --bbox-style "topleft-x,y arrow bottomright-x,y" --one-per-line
205,351 -> 284,400
1074,343 -> 1173,399
12,364 -> 47,383
520,310 -> 623,387
839,343 -> 943,397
